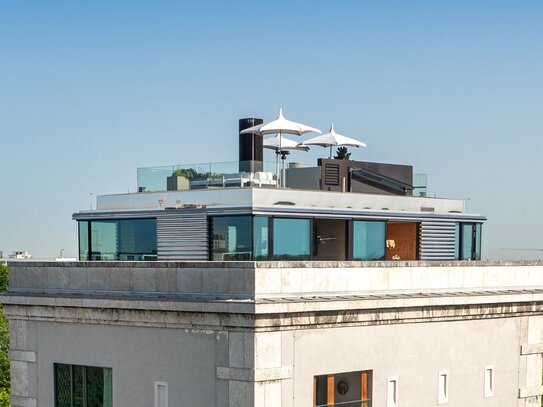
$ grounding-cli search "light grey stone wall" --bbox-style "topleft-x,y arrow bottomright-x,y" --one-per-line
8,260 -> 543,300
4,260 -> 543,406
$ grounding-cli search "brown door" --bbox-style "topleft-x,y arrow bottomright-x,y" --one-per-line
385,222 -> 419,260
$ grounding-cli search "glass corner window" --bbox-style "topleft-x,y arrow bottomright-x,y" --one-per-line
253,216 -> 269,260
78,221 -> 89,261
78,219 -> 157,261
209,216 -> 253,260
457,222 -> 482,260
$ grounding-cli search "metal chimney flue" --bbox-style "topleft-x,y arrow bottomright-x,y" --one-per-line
239,118 -> 264,173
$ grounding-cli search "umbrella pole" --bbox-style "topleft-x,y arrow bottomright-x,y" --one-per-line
275,151 -> 279,188
279,131 -> 283,188
329,145 -> 332,159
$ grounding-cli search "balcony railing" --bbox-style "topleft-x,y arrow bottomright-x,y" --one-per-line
136,160 -> 428,197
137,161 -> 279,192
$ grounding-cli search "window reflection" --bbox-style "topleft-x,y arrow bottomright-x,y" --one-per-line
210,216 -> 252,260
78,219 -> 157,261
78,221 -> 89,261
273,218 -> 310,260
458,222 -> 482,260
254,216 -> 269,260
352,221 -> 386,260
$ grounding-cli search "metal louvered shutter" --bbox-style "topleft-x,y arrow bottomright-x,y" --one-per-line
157,212 -> 208,260
419,221 -> 457,260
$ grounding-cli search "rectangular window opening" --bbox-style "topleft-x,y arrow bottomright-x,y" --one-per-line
155,381 -> 168,407
387,376 -> 398,407
79,218 -> 157,261
314,370 -> 372,407
484,366 -> 494,398
54,363 -> 112,407
438,370 -> 448,404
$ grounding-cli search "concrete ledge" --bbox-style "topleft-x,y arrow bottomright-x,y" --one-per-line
10,395 -> 37,407
217,367 -> 292,382
8,351 -> 36,363
519,385 -> 543,398
521,343 -> 543,355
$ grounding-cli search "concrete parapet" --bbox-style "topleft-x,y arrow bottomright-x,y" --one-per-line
5,260 -> 543,300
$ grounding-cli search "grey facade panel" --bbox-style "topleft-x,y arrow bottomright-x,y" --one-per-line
420,221 -> 457,260
157,213 -> 208,260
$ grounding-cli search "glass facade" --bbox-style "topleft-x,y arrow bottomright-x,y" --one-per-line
458,222 -> 482,260
78,221 -> 89,261
352,221 -> 386,260
55,363 -> 112,407
210,216 -> 253,260
78,219 -> 157,261
272,218 -> 310,260
253,216 -> 269,260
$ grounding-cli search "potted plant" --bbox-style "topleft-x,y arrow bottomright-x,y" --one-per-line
167,168 -> 196,191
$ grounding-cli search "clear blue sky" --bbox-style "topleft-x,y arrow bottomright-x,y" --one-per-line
1,1 -> 542,259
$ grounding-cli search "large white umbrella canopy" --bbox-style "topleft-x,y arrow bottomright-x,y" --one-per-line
302,123 -> 366,158
263,135 -> 310,152
240,107 -> 321,136
242,107 -> 320,187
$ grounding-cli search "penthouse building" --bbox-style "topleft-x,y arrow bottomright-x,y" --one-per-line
3,114 -> 542,407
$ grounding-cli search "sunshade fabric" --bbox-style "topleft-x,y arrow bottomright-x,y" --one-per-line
240,107 -> 321,136
302,123 -> 366,148
263,135 -> 309,151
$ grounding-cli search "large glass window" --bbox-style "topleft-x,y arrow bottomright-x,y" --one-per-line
352,221 -> 386,260
253,216 -> 269,260
78,219 -> 157,261
458,222 -> 482,260
475,223 -> 482,260
210,216 -> 252,260
460,223 -> 474,260
55,363 -> 112,407
78,221 -> 89,261
272,218 -> 310,260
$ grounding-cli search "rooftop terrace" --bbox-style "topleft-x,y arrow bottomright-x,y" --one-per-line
136,159 -> 428,196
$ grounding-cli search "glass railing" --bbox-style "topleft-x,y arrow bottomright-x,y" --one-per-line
137,161 -> 280,192
413,173 -> 427,197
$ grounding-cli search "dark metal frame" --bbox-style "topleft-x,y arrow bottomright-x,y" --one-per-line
457,222 -> 482,260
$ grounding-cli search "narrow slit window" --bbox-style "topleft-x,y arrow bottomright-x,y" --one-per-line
387,376 -> 398,407
438,370 -> 448,404
155,381 -> 168,407
484,366 -> 494,397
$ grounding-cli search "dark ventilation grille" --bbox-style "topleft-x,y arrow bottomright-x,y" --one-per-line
324,164 -> 340,185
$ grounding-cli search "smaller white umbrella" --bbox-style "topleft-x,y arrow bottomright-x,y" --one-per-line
263,135 -> 309,178
263,135 -> 310,152
303,123 -> 367,158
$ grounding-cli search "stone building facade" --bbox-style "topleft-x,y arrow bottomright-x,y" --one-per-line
3,260 -> 543,406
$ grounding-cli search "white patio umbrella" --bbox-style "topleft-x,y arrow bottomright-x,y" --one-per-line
241,107 -> 321,186
263,135 -> 310,178
263,134 -> 310,152
302,123 -> 366,158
